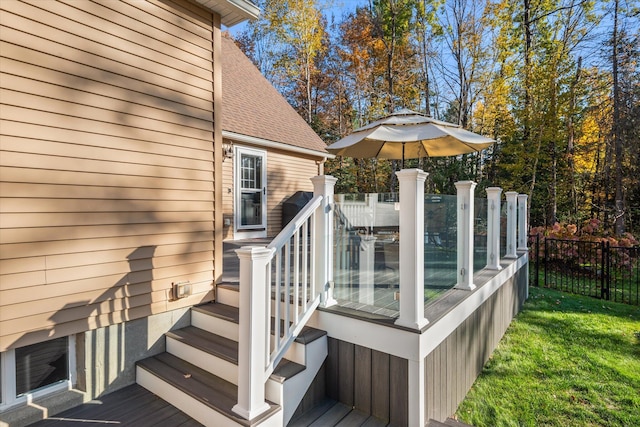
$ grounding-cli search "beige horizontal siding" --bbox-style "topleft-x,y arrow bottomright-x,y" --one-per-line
0,41 -> 214,112
265,149 -> 319,236
221,150 -> 234,240
0,0 -> 216,351
3,1 -> 213,87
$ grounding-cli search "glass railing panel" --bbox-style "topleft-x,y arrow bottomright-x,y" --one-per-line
333,193 -> 400,314
474,197 -> 488,273
424,194 -> 458,302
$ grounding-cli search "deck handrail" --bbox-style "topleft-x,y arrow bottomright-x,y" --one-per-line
233,175 -> 336,421
264,194 -> 323,376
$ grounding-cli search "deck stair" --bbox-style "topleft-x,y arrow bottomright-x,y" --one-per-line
136,284 -> 328,427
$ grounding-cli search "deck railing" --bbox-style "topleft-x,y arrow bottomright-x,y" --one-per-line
332,171 -> 529,326
232,176 -> 336,421
265,195 -> 322,372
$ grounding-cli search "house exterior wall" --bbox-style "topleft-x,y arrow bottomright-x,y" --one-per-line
221,140 -> 320,240
0,0 -> 219,352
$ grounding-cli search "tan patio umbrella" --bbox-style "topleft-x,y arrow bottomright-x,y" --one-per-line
327,109 -> 494,165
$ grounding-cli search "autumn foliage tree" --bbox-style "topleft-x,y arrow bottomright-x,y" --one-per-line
235,0 -> 640,236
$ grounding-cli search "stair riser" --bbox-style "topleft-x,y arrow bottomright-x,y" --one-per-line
270,299 -> 312,325
166,336 -> 297,403
217,287 -> 310,321
136,366 -> 244,427
166,337 -> 238,386
279,336 -> 328,425
191,310 -> 239,341
216,286 -> 239,308
191,311 -> 306,366
272,336 -> 305,366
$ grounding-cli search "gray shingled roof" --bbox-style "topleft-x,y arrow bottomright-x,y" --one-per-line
221,36 -> 327,154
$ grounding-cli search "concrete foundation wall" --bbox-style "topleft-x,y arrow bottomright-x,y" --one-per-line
77,307 -> 191,399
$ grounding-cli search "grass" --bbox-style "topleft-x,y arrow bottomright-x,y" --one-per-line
456,286 -> 640,427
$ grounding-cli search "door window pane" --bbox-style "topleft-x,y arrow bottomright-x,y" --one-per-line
15,337 -> 68,395
241,154 -> 262,189
241,192 -> 262,226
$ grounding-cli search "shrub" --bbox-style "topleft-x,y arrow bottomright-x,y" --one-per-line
529,219 -> 639,270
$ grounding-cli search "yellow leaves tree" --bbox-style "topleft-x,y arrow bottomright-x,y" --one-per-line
263,0 -> 325,123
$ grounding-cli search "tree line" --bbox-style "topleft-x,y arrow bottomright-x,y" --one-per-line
233,0 -> 640,236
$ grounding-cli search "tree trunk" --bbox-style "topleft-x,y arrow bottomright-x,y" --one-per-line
523,0 -> 532,142
612,0 -> 625,235
566,57 -> 582,217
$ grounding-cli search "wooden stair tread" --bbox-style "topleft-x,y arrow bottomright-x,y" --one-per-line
271,358 -> 305,384
193,302 -> 239,323
167,326 -> 238,364
137,353 -> 279,426
166,326 -> 307,382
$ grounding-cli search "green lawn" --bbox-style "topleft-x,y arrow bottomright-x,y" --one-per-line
456,286 -> 640,427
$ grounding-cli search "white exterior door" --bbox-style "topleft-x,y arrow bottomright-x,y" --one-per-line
235,147 -> 267,238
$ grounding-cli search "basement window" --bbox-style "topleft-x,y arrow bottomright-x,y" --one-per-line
0,335 -> 75,410
15,337 -> 69,395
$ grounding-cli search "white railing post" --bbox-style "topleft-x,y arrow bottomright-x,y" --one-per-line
517,194 -> 529,252
395,169 -> 429,329
366,193 -> 377,232
504,191 -> 518,259
233,246 -> 273,421
311,175 -> 337,307
485,187 -> 503,271
359,234 -> 377,306
454,181 -> 477,291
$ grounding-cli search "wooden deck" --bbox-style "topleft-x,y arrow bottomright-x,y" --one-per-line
30,384 -> 202,427
289,399 -> 473,427
29,386 -> 472,427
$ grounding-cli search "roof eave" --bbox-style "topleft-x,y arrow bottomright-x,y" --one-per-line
192,0 -> 260,27
223,131 -> 334,160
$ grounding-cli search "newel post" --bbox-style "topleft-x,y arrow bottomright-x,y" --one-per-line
454,181 -> 477,291
232,246 -> 273,421
485,187 -> 503,271
504,191 -> 518,259
517,194 -> 529,251
395,169 -> 429,329
311,175 -> 337,307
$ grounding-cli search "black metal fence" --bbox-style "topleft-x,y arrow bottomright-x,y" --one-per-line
529,234 -> 640,306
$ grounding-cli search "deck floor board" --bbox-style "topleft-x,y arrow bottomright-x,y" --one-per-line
30,385 -> 203,426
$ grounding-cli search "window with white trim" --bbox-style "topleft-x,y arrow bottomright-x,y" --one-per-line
0,336 -> 75,410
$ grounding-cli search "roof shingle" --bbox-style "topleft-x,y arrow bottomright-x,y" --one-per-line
221,36 -> 327,154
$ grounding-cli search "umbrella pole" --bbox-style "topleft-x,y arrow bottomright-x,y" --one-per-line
402,143 -> 405,169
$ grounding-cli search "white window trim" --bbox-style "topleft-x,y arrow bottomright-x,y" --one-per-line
0,335 -> 76,411
234,146 -> 267,239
